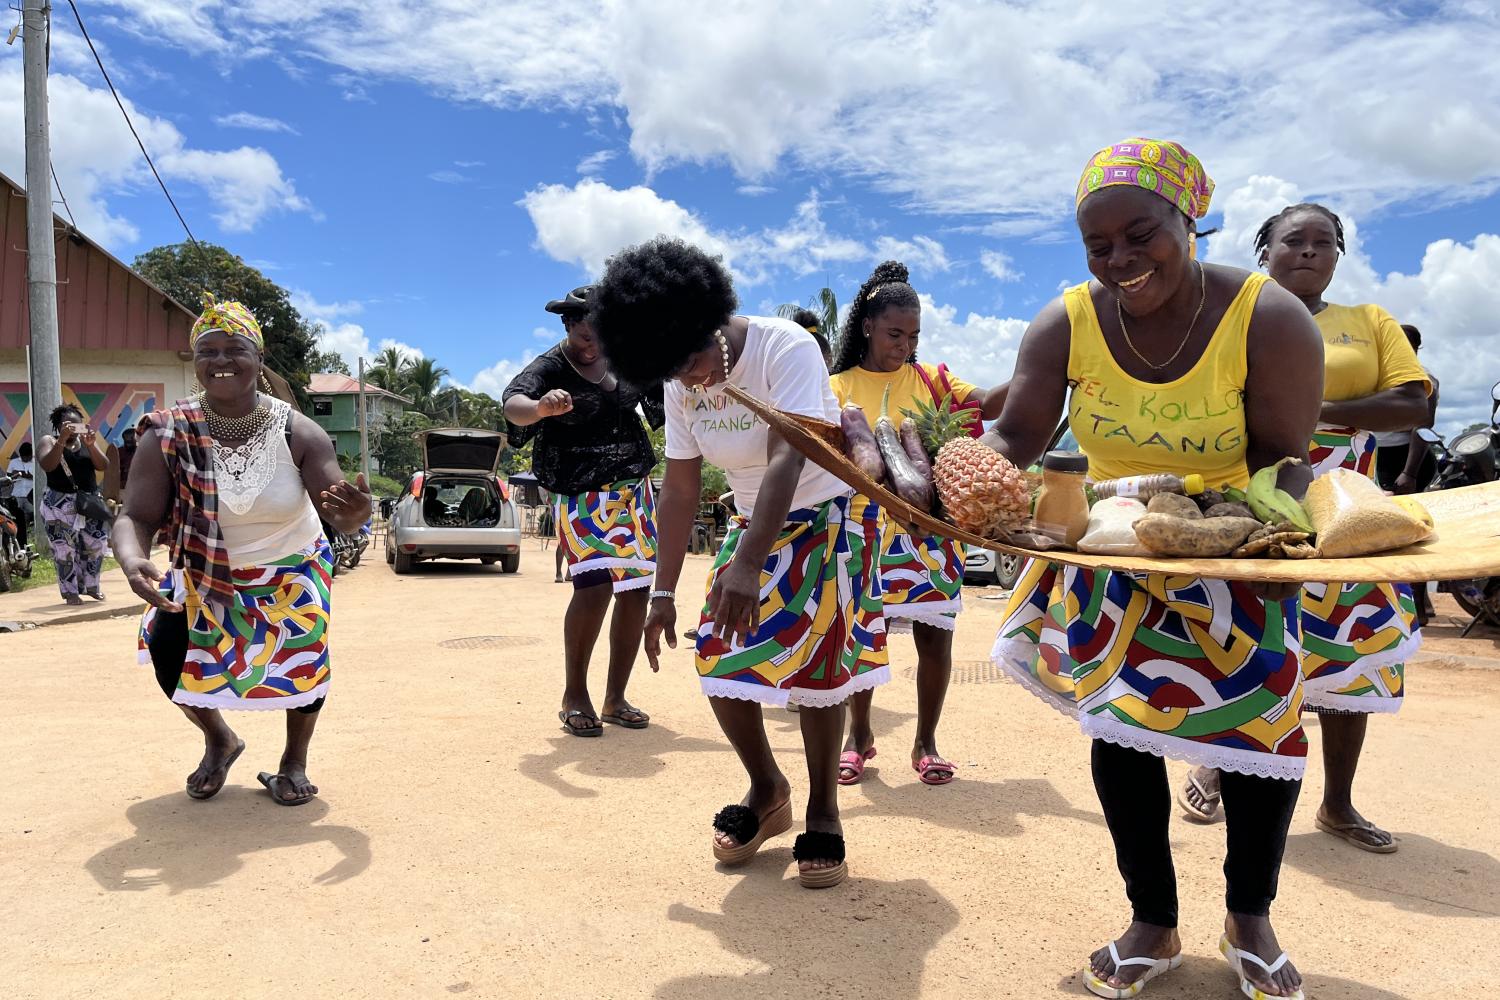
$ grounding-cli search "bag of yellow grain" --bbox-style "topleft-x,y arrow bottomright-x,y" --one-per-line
1302,467 -> 1434,558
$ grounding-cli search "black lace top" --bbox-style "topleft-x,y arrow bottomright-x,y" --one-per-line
502,344 -> 665,496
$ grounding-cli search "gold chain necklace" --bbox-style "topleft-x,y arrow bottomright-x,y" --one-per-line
1115,263 -> 1206,371
199,393 -> 270,439
559,340 -> 616,390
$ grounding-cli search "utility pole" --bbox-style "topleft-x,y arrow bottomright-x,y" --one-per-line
22,0 -> 62,554
357,356 -> 370,484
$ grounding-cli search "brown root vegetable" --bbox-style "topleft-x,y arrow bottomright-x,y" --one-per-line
1133,514 -> 1263,557
1146,493 -> 1202,519
875,385 -> 934,512
1194,489 -> 1227,511
840,404 -> 886,483
1204,501 -> 1256,519
899,420 -> 933,483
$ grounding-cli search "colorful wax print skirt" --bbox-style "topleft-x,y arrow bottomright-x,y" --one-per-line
557,478 -> 657,592
992,559 -> 1307,780
695,494 -> 889,708
1300,427 -> 1418,714
852,495 -> 966,634
138,538 -> 333,711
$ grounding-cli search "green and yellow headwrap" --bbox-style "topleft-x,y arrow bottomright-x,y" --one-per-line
190,294 -> 265,351
1075,138 -> 1215,220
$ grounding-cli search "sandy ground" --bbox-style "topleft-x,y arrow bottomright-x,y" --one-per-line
2,539 -> 1496,1000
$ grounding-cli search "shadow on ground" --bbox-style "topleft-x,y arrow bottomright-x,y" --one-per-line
84,789 -> 371,894
842,772 -> 1102,839
517,723 -> 730,799
656,873 -> 959,1000
1282,830 -> 1500,918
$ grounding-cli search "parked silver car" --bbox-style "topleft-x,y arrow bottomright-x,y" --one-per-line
963,547 -> 1024,589
385,428 -> 522,574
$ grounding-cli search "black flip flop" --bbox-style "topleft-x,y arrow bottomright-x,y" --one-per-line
601,707 -> 649,730
186,740 -> 245,800
559,709 -> 603,737
256,771 -> 316,806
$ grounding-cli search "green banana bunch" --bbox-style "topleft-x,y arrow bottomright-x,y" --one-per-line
1247,458 -> 1315,534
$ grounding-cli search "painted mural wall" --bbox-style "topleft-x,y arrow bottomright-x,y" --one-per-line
0,382 -> 165,463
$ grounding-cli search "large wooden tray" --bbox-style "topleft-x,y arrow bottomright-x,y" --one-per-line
727,386 -> 1500,584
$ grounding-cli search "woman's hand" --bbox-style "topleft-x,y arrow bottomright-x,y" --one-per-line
642,597 -> 676,672
59,422 -> 79,444
122,555 -> 183,613
538,389 -> 574,418
1394,472 -> 1419,495
708,560 -> 761,646
319,473 -> 373,534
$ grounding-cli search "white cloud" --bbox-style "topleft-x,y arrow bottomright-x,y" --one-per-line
428,169 -> 470,184
92,1 -> 1496,223
737,184 -> 775,197
292,290 -> 365,321
979,249 -> 1022,282
915,293 -> 1029,392
1210,176 -> 1500,436
874,235 -> 950,275
576,149 -> 616,176
0,67 -> 310,243
214,111 -> 300,135
467,353 -> 536,398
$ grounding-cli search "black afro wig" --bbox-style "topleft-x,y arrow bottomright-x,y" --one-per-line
589,237 -> 738,386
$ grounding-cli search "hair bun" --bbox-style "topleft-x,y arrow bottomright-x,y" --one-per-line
869,260 -> 910,286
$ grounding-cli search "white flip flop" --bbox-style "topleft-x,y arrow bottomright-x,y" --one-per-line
1218,934 -> 1305,1000
1084,941 -> 1183,998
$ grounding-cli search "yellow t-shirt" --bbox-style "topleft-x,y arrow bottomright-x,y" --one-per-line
1065,274 -> 1268,490
829,363 -> 979,430
1314,303 -> 1430,402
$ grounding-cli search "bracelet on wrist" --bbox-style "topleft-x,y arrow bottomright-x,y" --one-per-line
650,590 -> 676,602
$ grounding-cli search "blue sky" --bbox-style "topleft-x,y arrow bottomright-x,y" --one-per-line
2,1 -> 1498,433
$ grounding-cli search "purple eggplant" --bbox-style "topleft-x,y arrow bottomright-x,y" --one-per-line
876,385 -> 933,512
840,404 -> 886,482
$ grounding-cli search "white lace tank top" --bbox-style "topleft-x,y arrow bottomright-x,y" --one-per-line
214,397 -> 323,567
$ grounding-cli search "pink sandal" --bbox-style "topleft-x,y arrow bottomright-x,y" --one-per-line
837,746 -> 876,785
913,754 -> 956,785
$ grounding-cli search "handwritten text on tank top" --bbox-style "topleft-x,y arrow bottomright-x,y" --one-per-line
1069,375 -> 1245,454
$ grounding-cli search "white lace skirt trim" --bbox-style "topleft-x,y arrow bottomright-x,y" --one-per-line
885,600 -> 962,634
700,665 -> 892,709
170,681 -> 329,712
1305,691 -> 1405,715
991,637 -> 1306,781
1299,631 -> 1420,698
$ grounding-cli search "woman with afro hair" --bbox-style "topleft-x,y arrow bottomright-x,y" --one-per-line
592,237 -> 888,889
827,260 -> 1005,788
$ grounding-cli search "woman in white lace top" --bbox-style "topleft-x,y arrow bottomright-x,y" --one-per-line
112,298 -> 371,805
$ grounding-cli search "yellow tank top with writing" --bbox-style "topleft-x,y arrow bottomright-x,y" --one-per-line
1064,272 -> 1267,491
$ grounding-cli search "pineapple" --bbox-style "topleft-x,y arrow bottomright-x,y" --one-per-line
904,393 -> 1031,539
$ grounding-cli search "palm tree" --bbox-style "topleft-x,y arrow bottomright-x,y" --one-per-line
777,286 -> 840,354
405,357 -> 452,417
367,346 -> 412,393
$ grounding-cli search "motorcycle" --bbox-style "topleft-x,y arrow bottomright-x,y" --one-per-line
324,519 -> 370,577
0,472 -> 37,593
1416,378 -> 1500,635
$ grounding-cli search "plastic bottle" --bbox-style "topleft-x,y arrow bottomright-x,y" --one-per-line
1033,450 -> 1092,547
1091,472 -> 1206,501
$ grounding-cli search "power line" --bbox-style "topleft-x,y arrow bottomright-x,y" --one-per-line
63,0 -> 200,249
49,160 -> 77,229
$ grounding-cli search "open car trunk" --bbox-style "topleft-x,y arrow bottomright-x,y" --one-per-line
418,427 -> 505,475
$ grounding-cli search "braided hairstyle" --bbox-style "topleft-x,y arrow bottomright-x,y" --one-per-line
1253,203 -> 1346,265
830,261 -> 920,375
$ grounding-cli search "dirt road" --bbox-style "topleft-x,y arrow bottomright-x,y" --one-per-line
2,543 -> 1496,999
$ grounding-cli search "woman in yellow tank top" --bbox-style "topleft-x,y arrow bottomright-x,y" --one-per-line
1180,204 -> 1430,854
827,260 -> 1003,789
988,140 -> 1322,1000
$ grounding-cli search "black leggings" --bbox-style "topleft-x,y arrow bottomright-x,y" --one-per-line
148,611 -> 324,714
1091,740 -> 1300,927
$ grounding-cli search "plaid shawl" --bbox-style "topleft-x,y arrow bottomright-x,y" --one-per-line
146,399 -> 234,615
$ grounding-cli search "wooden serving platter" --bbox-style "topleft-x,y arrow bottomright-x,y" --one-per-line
727,386 -> 1500,584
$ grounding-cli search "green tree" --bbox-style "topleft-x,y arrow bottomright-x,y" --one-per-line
405,357 -> 452,417
368,346 -> 411,393
134,242 -> 320,406
372,410 -> 433,480
309,349 -> 350,375
777,286 -> 840,354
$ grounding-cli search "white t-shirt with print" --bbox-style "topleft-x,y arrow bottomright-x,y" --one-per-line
7,456 -> 32,500
664,316 -> 848,518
